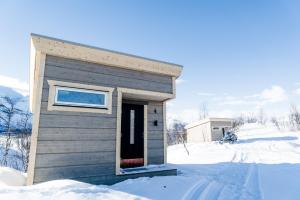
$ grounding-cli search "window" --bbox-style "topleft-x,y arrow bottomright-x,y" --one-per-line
212,127 -> 220,130
130,110 -> 135,144
55,87 -> 107,108
47,80 -> 114,114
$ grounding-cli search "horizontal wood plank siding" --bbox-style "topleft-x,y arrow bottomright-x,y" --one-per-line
33,55 -> 172,184
147,102 -> 164,165
148,140 -> 164,149
148,148 -> 164,157
146,130 -> 164,140
34,163 -> 115,182
35,152 -> 116,168
148,156 -> 164,164
44,56 -> 173,94
37,140 -> 115,154
39,114 -> 116,129
37,128 -> 116,141
46,55 -> 173,84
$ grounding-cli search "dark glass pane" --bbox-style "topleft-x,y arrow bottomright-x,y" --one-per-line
57,89 -> 105,106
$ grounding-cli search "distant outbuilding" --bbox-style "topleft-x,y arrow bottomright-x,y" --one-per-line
185,118 -> 233,143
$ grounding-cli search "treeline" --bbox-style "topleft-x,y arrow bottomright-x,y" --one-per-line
233,105 -> 300,131
0,96 -> 32,172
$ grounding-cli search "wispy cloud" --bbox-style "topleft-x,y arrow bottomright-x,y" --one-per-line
293,88 -> 300,95
167,85 -> 292,123
176,79 -> 185,85
0,75 -> 29,96
217,85 -> 288,107
209,109 -> 239,118
197,92 -> 215,96
260,85 -> 287,103
167,108 -> 199,124
218,99 -> 259,106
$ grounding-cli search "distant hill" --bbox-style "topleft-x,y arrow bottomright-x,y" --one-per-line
0,86 -> 23,98
0,86 -> 30,132
0,85 -> 29,111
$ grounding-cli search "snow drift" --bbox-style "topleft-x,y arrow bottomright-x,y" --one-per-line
0,167 -> 26,186
1,123 -> 300,199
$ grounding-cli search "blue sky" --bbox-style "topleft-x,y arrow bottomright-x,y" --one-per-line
1,0 -> 300,122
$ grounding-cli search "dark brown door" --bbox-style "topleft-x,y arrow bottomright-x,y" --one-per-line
121,103 -> 144,164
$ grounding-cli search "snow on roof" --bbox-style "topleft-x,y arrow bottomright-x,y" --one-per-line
185,117 -> 233,129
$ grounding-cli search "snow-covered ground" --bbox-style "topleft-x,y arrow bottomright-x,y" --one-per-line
114,123 -> 300,200
1,123 -> 300,199
0,167 -> 26,186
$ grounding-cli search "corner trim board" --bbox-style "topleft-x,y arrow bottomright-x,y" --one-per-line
27,52 -> 46,185
115,90 -> 122,175
163,101 -> 167,164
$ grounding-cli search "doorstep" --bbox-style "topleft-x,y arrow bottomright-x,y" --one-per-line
120,164 -> 177,176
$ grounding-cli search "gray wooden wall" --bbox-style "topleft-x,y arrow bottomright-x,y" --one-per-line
148,102 -> 164,164
33,55 -> 171,184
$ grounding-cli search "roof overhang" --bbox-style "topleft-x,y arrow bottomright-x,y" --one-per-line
118,87 -> 174,102
29,34 -> 183,111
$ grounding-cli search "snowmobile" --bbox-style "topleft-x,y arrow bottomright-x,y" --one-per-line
219,130 -> 238,144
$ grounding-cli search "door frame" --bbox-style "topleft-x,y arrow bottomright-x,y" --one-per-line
115,87 -> 173,175
120,101 -> 147,167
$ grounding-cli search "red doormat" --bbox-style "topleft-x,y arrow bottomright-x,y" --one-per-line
121,158 -> 144,168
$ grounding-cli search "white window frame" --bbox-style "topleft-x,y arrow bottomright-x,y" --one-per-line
54,86 -> 108,109
47,80 -> 114,114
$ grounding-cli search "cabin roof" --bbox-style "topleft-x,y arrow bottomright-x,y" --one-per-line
31,33 -> 183,69
29,34 -> 183,111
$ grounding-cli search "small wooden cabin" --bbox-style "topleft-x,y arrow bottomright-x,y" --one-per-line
185,118 -> 233,143
27,34 -> 182,185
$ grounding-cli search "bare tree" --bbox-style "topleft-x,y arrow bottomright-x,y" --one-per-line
246,112 -> 257,123
167,120 -> 189,155
199,103 -> 209,120
167,120 -> 185,145
0,96 -> 21,166
271,117 -> 280,130
257,108 -> 267,125
232,115 -> 244,130
289,104 -> 300,131
15,111 -> 32,171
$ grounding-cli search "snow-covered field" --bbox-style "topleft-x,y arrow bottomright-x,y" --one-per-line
1,123 -> 300,199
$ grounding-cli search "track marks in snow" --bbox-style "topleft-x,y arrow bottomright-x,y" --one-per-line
181,179 -> 210,200
198,181 -> 224,200
240,164 -> 263,200
181,179 -> 225,200
169,125 -> 300,200
232,152 -> 248,163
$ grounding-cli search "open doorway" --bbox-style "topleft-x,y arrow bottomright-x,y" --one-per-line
120,103 -> 144,168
